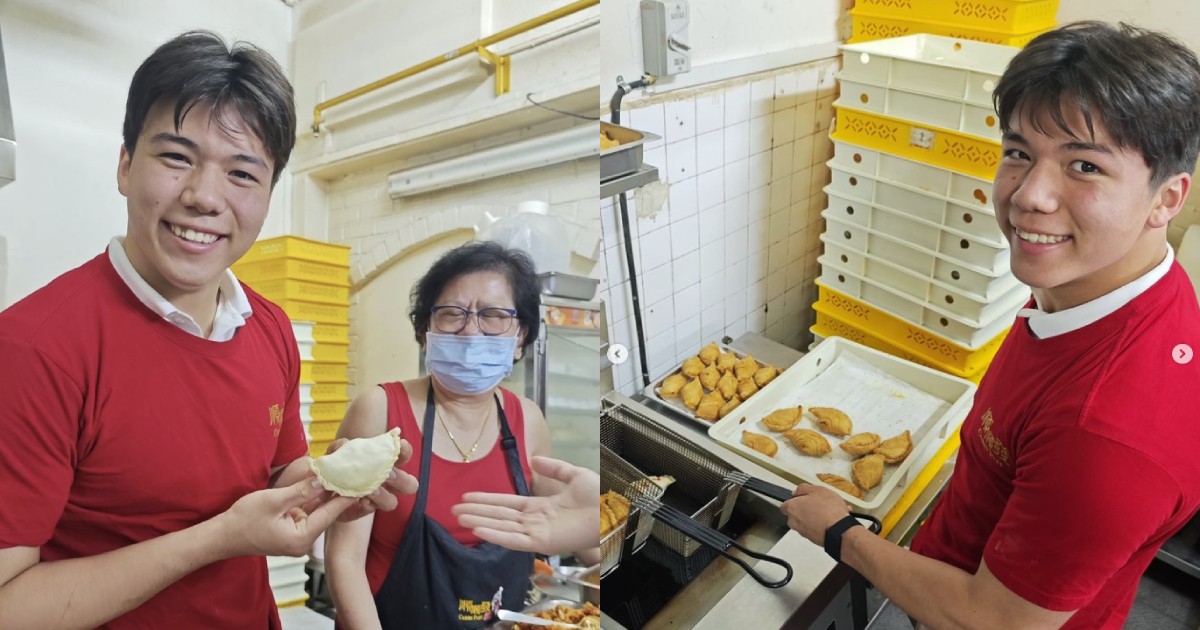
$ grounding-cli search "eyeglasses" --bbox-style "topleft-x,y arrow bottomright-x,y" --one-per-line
430,305 -> 519,335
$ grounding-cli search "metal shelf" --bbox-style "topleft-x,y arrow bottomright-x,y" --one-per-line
600,163 -> 659,198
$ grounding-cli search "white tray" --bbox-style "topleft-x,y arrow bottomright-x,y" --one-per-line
707,337 -> 976,510
839,34 -> 1018,108
829,140 -> 995,214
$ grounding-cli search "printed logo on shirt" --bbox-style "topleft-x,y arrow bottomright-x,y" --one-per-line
269,403 -> 283,437
977,408 -> 1011,468
458,597 -> 493,623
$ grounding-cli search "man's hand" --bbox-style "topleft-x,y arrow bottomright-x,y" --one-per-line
780,483 -> 852,545
218,478 -> 357,557
321,437 -> 419,523
451,456 -> 599,556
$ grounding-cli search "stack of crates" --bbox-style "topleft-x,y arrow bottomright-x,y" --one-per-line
813,34 -> 1033,385
232,236 -> 352,457
849,0 -> 1059,47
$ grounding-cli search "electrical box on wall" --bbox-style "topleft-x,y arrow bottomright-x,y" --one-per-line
640,0 -> 690,77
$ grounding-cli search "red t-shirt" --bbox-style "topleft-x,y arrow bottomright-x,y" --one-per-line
0,253 -> 308,629
911,262 -> 1200,628
364,382 -> 534,595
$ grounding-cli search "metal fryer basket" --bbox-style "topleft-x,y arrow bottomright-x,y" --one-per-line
600,445 -> 662,577
600,400 -> 739,557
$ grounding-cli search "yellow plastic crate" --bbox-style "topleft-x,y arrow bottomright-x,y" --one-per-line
832,105 -> 1001,180
309,420 -> 342,441
850,10 -> 1050,47
312,343 -> 349,363
275,595 -> 310,608
233,258 -> 350,287
312,323 -> 350,344
300,361 -> 349,384
237,235 -> 350,267
249,278 -> 349,306
279,300 -> 349,325
312,382 -> 348,401
815,280 -> 1009,372
852,0 -> 1057,33
308,440 -> 332,458
312,401 -> 349,422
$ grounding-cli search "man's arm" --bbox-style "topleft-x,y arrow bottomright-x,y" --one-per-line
0,478 -> 353,630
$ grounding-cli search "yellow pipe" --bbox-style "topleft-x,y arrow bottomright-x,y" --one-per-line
312,0 -> 599,133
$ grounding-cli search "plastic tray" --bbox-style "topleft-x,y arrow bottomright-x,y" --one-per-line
311,323 -> 350,344
849,9 -> 1051,47
249,278 -> 350,306
829,140 -> 995,216
707,337 -> 976,510
299,361 -> 349,384
291,321 -> 315,343
233,258 -> 351,287
641,345 -> 781,426
308,420 -> 341,442
236,235 -> 351,267
851,0 -> 1058,34
839,77 -> 1002,141
312,382 -> 349,401
278,300 -> 349,325
312,343 -> 349,363
832,104 -> 1001,180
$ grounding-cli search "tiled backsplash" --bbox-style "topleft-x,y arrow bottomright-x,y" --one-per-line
600,57 -> 841,395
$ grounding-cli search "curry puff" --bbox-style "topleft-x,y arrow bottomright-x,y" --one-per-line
659,373 -> 687,398
752,365 -> 779,388
718,396 -> 741,419
817,473 -> 864,499
698,342 -> 722,366
600,491 -> 631,538
696,391 -> 725,421
810,407 -> 853,437
782,428 -> 832,456
716,370 -> 739,399
852,454 -> 885,491
761,407 -> 802,432
681,378 -> 704,410
839,432 -> 881,457
736,378 -> 759,400
715,352 -> 738,373
699,365 -> 722,391
874,430 -> 913,464
741,430 -> 778,458
734,354 -> 759,381
681,356 -> 705,378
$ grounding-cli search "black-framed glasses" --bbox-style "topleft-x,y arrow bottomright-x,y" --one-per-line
430,305 -> 518,335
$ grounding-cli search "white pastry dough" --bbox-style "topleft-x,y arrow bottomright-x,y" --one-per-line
309,428 -> 402,497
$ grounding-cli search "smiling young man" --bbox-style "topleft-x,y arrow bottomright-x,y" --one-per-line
0,32 -> 415,629
782,22 -> 1200,629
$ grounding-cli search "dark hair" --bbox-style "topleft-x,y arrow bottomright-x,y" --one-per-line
409,241 -> 541,350
123,30 -> 296,186
994,21 -> 1200,187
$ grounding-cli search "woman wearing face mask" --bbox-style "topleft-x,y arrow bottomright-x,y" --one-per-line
325,241 -> 552,630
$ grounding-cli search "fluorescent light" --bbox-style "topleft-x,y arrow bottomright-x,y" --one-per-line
387,124 -> 597,198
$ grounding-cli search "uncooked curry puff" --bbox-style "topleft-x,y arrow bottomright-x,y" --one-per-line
840,432 -> 881,456
817,473 -> 864,499
741,430 -> 779,457
659,373 -> 687,398
782,428 -> 832,456
310,428 -> 403,498
761,407 -> 802,432
852,454 -> 885,491
810,407 -> 853,437
874,430 -> 913,464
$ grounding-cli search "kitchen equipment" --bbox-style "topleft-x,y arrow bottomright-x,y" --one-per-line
600,445 -> 662,577
600,121 -> 657,182
641,344 -> 781,426
496,609 -> 581,628
537,271 -> 600,301
723,470 -> 882,532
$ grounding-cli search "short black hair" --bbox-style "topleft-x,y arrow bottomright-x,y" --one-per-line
995,21 -> 1200,187
123,30 -> 296,186
409,241 -> 541,350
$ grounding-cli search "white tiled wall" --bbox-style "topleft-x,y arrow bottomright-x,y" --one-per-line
600,58 -> 841,395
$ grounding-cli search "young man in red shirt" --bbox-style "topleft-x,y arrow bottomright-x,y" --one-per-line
783,22 -> 1200,629
0,32 -> 416,628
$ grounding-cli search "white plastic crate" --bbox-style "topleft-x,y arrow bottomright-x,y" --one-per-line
829,140 -> 995,215
291,321 -> 315,344
821,233 -> 1021,303
838,78 -> 1003,140
821,188 -> 1009,273
839,34 -> 1019,108
818,257 -> 1027,348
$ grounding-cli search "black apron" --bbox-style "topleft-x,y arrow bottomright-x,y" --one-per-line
373,384 -> 534,629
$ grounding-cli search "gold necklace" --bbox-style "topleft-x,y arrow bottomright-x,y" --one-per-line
436,404 -> 491,463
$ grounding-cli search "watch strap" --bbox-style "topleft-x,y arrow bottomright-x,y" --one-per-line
824,514 -> 863,563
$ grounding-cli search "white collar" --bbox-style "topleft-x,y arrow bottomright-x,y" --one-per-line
107,236 -> 253,341
1017,245 -> 1174,339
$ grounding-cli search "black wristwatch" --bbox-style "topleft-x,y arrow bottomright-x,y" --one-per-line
824,514 -> 864,563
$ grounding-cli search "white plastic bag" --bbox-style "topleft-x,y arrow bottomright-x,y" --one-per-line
478,201 -> 570,274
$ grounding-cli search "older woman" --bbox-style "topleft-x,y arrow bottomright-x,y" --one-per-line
326,241 -> 552,629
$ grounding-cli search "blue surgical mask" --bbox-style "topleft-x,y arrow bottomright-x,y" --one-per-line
425,332 -> 520,395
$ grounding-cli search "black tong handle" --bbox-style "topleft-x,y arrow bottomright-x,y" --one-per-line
633,497 -> 794,589
731,473 -> 883,535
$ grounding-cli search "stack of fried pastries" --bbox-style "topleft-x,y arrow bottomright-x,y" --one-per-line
658,342 -> 779,422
